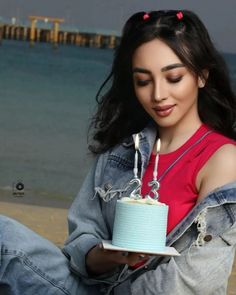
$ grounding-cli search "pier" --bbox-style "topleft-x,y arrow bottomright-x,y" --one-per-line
0,16 -> 120,49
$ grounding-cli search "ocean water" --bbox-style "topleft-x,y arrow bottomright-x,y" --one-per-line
0,40 -> 235,206
0,40 -> 113,205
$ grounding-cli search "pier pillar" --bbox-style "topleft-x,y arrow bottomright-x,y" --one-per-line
9,26 -> 14,39
95,34 -> 102,48
63,32 -> 67,44
49,29 -> 54,43
36,28 -> 41,42
70,34 -> 75,45
0,25 -> 3,44
75,33 -> 81,46
89,34 -> 94,47
30,19 -> 37,46
81,35 -> 87,46
45,30 -> 50,43
108,35 -> 116,49
58,32 -> 63,44
53,21 -> 59,48
15,27 -> 20,40
5,26 -> 10,39
23,27 -> 28,41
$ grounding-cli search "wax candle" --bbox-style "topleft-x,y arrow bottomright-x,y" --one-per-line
133,134 -> 139,178
154,139 -> 161,180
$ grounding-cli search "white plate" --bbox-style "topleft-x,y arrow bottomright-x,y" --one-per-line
102,240 -> 180,256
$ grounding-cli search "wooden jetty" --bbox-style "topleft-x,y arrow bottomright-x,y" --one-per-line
0,16 -> 120,49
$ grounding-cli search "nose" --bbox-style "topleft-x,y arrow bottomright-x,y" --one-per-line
153,79 -> 167,101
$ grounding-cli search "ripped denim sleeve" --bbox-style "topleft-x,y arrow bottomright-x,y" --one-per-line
193,208 -> 208,247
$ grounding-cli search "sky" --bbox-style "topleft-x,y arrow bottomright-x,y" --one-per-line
0,0 -> 235,53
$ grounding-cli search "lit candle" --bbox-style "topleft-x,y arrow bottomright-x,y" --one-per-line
156,138 -> 161,153
153,138 -> 161,180
134,134 -> 140,150
133,134 -> 139,178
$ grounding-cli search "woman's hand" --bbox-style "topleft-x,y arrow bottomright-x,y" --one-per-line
86,244 -> 149,275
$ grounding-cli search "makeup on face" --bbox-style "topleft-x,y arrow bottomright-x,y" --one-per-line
132,63 -> 186,88
132,39 -> 201,128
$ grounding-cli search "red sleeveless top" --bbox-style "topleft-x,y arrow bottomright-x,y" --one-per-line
141,124 -> 235,234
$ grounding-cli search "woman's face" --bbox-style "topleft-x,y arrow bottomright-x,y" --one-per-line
132,39 -> 203,130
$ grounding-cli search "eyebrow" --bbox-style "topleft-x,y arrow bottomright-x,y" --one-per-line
132,63 -> 185,74
161,63 -> 185,72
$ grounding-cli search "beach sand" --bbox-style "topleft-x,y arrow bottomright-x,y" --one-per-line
0,199 -> 235,294
0,200 -> 68,247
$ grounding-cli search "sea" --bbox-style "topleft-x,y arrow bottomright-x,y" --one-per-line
0,40 -> 235,207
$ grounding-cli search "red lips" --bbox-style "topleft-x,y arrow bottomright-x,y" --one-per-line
153,104 -> 175,117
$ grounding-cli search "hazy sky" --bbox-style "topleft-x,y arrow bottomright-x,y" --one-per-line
0,0 -> 235,53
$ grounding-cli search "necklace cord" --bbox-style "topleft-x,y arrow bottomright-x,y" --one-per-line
157,130 -> 213,182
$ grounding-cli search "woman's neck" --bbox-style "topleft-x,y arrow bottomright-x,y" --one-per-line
157,121 -> 202,154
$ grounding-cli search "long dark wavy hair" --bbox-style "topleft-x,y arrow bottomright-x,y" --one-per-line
89,10 -> 236,154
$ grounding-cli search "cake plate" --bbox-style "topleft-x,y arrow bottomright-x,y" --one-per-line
102,240 -> 180,256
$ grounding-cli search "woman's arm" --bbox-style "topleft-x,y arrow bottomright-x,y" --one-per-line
63,153 -> 149,281
196,144 -> 236,202
63,155 -> 112,278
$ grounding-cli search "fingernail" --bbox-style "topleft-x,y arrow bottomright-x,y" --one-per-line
138,254 -> 145,260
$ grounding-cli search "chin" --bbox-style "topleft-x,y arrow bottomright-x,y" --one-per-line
154,119 -> 177,129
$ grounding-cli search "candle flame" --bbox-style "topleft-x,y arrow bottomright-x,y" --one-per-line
135,134 -> 140,150
156,138 -> 161,153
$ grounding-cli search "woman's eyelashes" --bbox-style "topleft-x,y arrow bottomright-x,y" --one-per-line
135,79 -> 151,86
167,76 -> 183,83
134,75 -> 183,87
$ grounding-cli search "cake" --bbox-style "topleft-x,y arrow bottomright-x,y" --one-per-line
112,197 -> 168,252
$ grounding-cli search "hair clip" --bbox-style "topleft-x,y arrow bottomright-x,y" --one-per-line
143,13 -> 150,20
176,11 -> 183,20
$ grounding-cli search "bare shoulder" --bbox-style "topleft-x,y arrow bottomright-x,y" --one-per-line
207,144 -> 236,168
197,144 -> 236,202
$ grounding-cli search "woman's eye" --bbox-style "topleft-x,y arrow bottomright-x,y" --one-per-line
135,80 -> 151,87
167,76 -> 183,83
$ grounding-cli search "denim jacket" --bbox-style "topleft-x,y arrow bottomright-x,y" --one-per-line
63,124 -> 236,295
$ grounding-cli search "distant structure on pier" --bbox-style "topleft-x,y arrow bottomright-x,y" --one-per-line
29,16 -> 65,47
0,16 -> 120,49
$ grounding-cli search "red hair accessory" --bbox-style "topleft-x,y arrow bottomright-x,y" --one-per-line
176,11 -> 183,20
143,13 -> 150,20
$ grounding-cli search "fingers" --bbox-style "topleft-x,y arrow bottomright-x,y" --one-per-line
97,244 -> 130,264
98,243 -> 150,266
114,250 -> 149,266
126,252 -> 149,266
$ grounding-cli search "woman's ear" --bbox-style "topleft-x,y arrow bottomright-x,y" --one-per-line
198,70 -> 209,88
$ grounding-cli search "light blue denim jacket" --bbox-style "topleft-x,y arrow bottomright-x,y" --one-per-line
63,124 -> 236,295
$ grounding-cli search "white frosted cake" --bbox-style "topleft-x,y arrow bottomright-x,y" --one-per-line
112,198 -> 168,252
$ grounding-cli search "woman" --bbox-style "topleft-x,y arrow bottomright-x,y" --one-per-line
65,10 -> 236,294
1,10 -> 236,295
